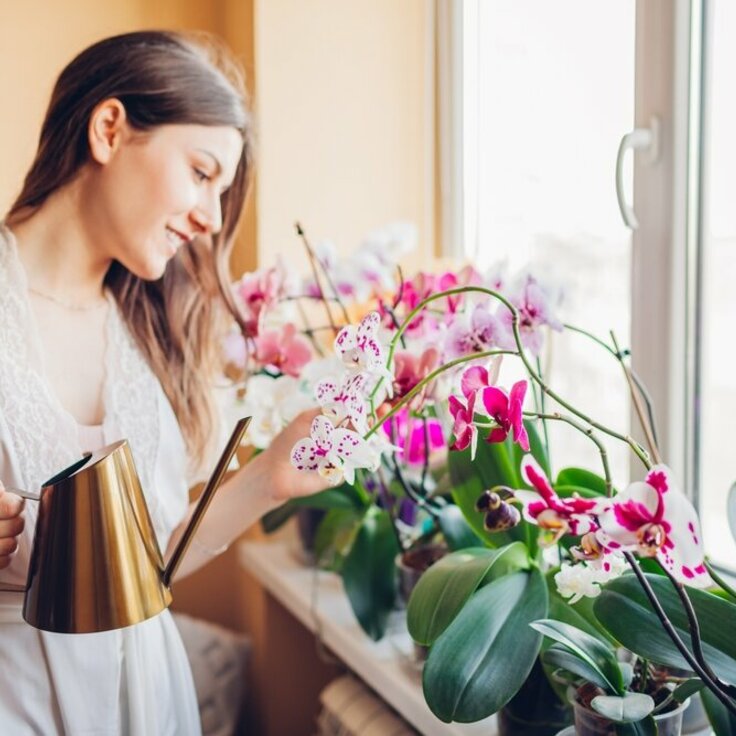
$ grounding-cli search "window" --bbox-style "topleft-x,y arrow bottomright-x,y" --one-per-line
441,0 -> 733,565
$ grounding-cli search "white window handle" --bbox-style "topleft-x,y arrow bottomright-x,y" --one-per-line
616,116 -> 660,229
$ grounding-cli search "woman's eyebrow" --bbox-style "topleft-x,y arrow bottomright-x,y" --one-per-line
195,149 -> 222,174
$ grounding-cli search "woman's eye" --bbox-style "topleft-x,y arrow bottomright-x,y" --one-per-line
193,168 -> 211,183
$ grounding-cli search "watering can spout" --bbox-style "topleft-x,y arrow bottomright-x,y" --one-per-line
163,416 -> 251,586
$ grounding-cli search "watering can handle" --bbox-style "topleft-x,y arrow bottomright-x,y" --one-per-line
6,487 -> 40,502
0,487 -> 40,593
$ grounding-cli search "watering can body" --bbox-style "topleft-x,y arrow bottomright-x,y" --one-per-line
1,418 -> 250,634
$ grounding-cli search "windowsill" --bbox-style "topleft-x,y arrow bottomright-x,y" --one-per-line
238,538 -> 498,736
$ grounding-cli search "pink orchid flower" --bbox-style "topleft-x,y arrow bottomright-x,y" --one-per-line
392,347 -> 440,409
445,304 -> 507,359
595,465 -> 710,587
335,312 -> 392,384
315,372 -> 369,434
448,390 -> 478,459
235,266 -> 285,337
290,415 -> 378,486
381,407 -> 445,466
254,324 -> 312,377
498,273 -> 563,357
479,380 -> 530,452
515,456 -> 600,544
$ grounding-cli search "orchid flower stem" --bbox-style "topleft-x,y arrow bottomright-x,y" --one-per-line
295,223 -> 352,326
293,296 -> 326,357
391,454 -> 441,519
295,222 -> 339,336
387,419 -> 441,517
658,564 -> 736,696
365,348 -> 518,439
373,286 -> 651,469
523,411 -> 612,496
564,323 -> 661,450
623,552 -> 736,715
375,467 -> 405,552
383,304 -> 407,349
535,356 -> 551,460
704,559 -> 736,601
610,331 -> 662,465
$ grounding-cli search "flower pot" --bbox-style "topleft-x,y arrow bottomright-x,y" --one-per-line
570,694 -> 689,736
498,657 -> 572,736
395,543 -> 447,608
395,543 -> 447,662
295,507 -> 327,565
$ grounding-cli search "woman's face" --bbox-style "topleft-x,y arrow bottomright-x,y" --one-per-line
85,118 -> 243,280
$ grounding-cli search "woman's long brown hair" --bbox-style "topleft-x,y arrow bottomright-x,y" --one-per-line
6,31 -> 254,468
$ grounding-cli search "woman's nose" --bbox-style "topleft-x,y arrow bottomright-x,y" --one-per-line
191,189 -> 223,235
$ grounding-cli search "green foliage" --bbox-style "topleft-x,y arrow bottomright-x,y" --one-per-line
340,507 -> 399,641
422,568 -> 548,722
531,619 -> 625,695
406,543 -> 529,646
260,482 -> 367,533
594,573 -> 736,682
437,504 -> 484,550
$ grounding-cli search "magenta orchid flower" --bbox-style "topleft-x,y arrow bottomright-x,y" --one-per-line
381,407 -> 445,466
595,465 -> 710,587
448,390 -> 478,459
290,415 -> 378,486
335,312 -> 392,384
515,456 -> 600,544
479,380 -> 530,452
254,323 -> 312,377
315,372 -> 369,434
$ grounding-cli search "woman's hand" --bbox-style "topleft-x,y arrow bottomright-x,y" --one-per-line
255,408 -> 332,504
0,483 -> 24,570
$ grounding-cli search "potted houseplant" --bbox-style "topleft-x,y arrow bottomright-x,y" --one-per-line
531,618 -> 696,735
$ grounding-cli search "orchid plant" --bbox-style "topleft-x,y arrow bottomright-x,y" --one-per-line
224,223 -> 736,734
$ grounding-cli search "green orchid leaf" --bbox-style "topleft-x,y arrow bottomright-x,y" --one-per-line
449,433 -> 529,549
554,484 -> 608,500
407,543 -> 529,646
670,678 -> 704,704
591,693 -> 654,723
555,467 -> 611,496
340,507 -> 399,641
260,483 -> 366,534
422,568 -> 548,722
542,643 -> 613,691
619,662 -> 634,689
437,504 -> 485,550
530,619 -> 623,695
313,507 -> 363,571
701,687 -> 736,736
594,573 -> 736,682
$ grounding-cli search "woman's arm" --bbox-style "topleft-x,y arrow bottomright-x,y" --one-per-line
165,409 -> 328,580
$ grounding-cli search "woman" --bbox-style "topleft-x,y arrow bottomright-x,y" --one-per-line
0,30 -> 326,734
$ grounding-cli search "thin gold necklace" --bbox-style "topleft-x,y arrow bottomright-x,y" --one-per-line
28,286 -> 108,312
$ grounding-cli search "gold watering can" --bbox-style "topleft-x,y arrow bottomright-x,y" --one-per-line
0,417 -> 251,634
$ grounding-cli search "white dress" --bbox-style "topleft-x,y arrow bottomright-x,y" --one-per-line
0,225 -> 202,735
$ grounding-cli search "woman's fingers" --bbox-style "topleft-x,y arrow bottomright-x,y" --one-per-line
0,515 -> 24,540
0,487 -> 24,521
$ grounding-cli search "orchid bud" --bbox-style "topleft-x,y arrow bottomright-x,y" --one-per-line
475,487 -> 520,532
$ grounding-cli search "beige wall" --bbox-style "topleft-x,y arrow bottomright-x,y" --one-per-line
253,0 -> 434,268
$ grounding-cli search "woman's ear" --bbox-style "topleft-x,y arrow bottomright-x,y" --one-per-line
88,98 -> 128,164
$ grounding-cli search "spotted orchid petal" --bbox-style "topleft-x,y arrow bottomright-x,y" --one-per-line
596,464 -> 709,587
